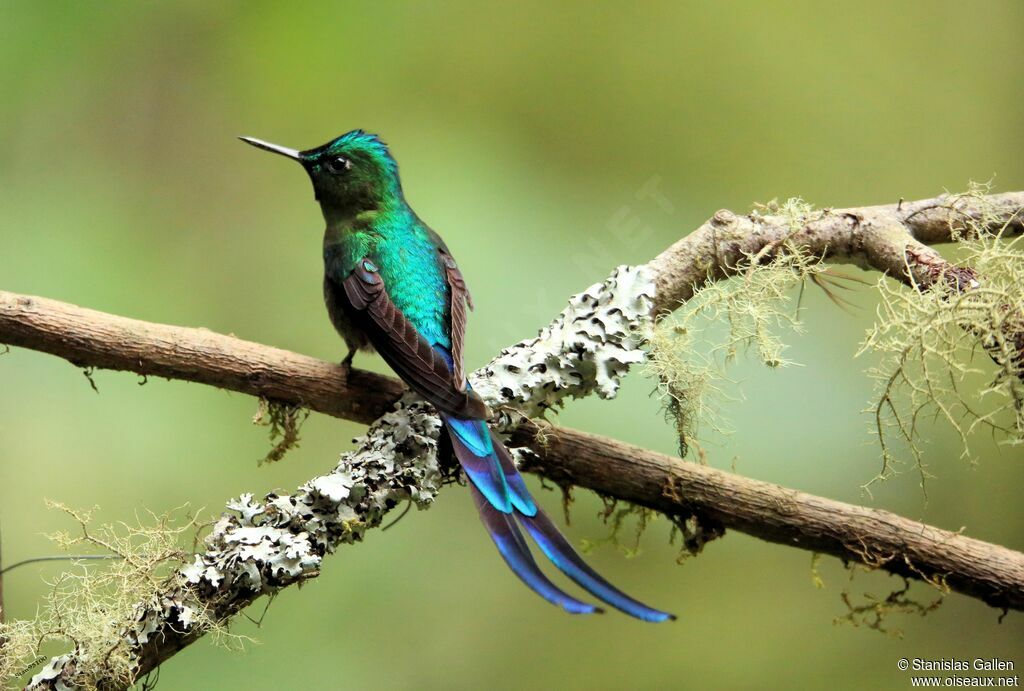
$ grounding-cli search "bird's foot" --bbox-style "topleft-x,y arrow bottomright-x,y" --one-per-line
339,350 -> 356,381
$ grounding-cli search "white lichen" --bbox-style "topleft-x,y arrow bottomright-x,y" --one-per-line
473,264 -> 656,421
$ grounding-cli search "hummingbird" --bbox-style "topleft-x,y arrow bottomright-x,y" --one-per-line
240,130 -> 674,622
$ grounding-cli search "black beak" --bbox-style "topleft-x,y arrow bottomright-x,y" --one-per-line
238,136 -> 302,161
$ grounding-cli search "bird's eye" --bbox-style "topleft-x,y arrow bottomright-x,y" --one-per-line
326,156 -> 351,174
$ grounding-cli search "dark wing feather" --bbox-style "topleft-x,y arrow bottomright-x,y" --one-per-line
339,259 -> 489,419
438,247 -> 473,392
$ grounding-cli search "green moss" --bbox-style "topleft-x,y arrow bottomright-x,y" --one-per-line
578,499 -> 656,559
252,398 -> 310,465
834,572 -> 944,639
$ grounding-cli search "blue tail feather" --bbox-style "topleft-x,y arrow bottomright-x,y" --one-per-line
518,509 -> 676,623
446,415 -> 512,513
469,483 -> 601,615
445,414 -> 493,456
490,432 -> 538,516
444,414 -> 535,515
444,415 -> 675,622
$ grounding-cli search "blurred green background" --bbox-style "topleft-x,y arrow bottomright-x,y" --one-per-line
2,2 -> 1023,689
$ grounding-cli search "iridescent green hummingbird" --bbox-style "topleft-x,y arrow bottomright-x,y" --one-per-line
240,130 -> 673,621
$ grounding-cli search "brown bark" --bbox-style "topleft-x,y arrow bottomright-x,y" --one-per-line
2,289 -> 1022,612
0,292 -> 405,424
514,423 -> 1024,611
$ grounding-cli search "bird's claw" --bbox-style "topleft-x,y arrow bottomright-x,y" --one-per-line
339,350 -> 356,381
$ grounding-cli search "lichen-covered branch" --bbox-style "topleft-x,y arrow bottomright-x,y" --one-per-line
4,190 -> 1022,689
20,267 -> 660,689
646,190 -> 1024,310
644,190 -> 1024,437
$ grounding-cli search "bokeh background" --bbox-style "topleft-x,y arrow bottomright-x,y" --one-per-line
2,2 -> 1023,689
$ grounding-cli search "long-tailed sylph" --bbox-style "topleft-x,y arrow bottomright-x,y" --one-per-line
240,130 -> 674,621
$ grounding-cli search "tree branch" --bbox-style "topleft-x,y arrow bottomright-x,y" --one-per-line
513,423 -> 1024,611
4,189 -> 1022,689
647,190 -> 1024,310
0,292 -> 403,425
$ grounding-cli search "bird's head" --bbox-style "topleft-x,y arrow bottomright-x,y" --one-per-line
240,129 -> 402,218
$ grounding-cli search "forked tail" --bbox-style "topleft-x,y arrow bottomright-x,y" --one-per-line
443,413 -> 675,622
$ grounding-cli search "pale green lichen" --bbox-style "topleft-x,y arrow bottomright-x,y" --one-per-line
810,553 -> 825,589
1,503 -> 215,690
809,549 -> 946,636
858,183 -> 1024,492
647,205 -> 827,456
576,495 -> 723,564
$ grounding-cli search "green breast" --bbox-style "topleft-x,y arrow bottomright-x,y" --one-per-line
323,207 -> 451,350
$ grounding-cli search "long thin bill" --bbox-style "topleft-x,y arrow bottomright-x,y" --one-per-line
238,136 -> 302,161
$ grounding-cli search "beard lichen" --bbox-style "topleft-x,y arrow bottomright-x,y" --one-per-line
647,203 -> 827,457
858,185 -> 1024,493
0,503 -> 228,690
